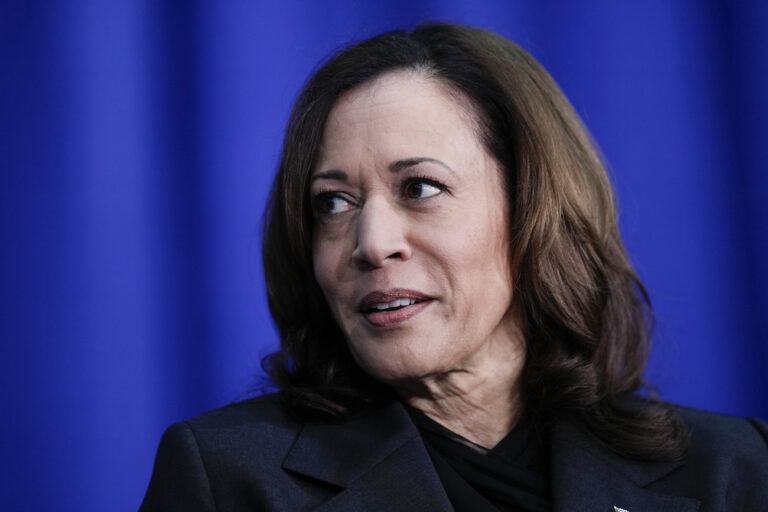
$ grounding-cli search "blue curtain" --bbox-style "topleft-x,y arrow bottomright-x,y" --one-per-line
2,1 -> 766,510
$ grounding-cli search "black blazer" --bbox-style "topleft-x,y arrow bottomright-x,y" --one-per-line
139,393 -> 768,511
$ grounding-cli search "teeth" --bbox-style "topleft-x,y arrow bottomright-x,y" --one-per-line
372,298 -> 418,311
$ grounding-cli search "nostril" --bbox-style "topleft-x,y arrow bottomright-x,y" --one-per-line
352,247 -> 408,269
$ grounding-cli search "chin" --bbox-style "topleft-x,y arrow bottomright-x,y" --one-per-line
351,345 -> 448,385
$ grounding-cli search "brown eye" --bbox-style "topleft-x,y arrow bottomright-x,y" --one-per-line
403,178 -> 446,200
312,194 -> 354,216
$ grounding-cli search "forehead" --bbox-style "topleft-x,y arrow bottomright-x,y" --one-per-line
315,71 -> 484,170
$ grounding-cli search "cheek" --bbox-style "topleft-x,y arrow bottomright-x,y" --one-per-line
434,202 -> 512,302
312,236 -> 352,312
312,243 -> 335,300
312,218 -> 358,292
438,212 -> 508,270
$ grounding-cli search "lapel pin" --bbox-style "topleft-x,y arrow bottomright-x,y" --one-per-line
613,507 -> 629,512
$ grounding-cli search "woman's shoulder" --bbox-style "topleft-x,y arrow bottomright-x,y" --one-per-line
550,400 -> 768,510
141,394 -> 332,511
644,403 -> 768,509
175,392 -> 302,447
672,403 -> 768,465
615,394 -> 768,453
674,403 -> 768,450
185,392 -> 295,426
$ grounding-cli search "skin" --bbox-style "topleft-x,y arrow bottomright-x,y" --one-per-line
310,71 -> 526,448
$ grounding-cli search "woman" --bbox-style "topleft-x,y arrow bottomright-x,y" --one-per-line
140,24 -> 768,511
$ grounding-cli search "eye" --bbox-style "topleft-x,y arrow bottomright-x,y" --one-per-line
402,177 -> 447,200
312,193 -> 355,216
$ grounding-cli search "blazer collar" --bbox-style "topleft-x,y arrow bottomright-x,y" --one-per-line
549,418 -> 701,512
283,400 -> 701,512
282,400 -> 453,511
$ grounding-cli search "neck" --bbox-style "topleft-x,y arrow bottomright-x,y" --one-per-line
393,326 -> 525,449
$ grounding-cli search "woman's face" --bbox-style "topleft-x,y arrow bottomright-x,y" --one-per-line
311,71 -> 518,384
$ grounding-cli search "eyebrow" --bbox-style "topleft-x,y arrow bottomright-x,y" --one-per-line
311,157 -> 456,184
310,169 -> 348,183
389,157 -> 456,175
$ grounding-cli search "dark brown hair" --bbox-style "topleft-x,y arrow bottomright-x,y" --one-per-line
262,23 -> 688,460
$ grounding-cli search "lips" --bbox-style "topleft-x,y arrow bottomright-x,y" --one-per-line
358,288 -> 434,328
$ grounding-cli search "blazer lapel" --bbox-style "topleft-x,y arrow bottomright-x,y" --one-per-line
282,400 -> 453,512
283,401 -> 703,512
549,419 -> 701,512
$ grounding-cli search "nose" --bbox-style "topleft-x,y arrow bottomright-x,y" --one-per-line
351,196 -> 412,268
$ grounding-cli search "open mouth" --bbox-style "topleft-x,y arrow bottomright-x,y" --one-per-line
358,290 -> 433,328
364,298 -> 428,313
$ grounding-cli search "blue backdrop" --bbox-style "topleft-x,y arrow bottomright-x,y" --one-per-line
2,1 -> 766,510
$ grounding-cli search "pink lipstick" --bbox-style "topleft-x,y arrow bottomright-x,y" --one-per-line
358,288 -> 433,328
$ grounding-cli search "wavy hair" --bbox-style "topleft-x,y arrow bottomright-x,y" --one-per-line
262,23 -> 688,460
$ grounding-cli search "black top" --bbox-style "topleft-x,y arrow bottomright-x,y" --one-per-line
408,407 -> 550,512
